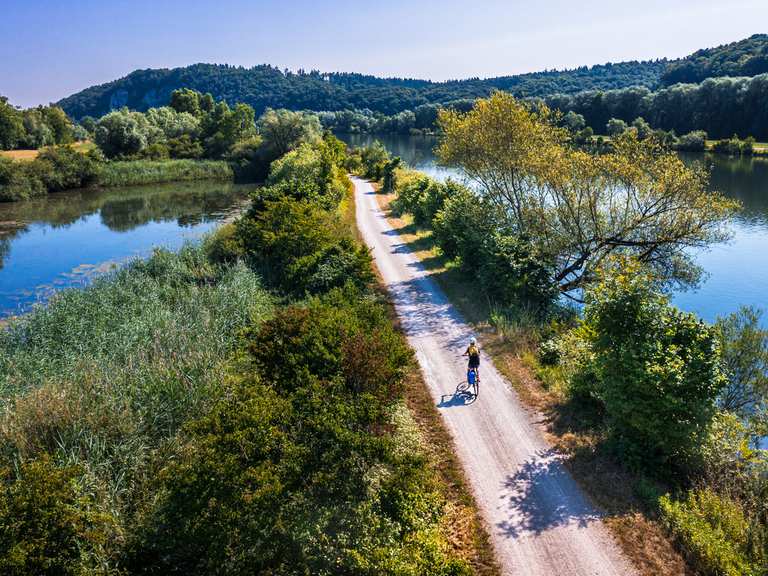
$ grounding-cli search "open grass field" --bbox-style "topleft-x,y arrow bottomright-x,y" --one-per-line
0,140 -> 96,161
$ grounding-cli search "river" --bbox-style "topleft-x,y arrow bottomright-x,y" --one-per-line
0,181 -> 253,316
341,134 -> 768,325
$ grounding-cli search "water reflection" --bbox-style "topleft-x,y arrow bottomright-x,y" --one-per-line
0,181 -> 253,315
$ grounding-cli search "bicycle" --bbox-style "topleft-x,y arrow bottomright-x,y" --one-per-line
457,366 -> 480,398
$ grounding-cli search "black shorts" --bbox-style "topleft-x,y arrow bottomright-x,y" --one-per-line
468,357 -> 480,368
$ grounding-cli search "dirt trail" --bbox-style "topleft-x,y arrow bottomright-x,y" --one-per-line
354,177 -> 636,576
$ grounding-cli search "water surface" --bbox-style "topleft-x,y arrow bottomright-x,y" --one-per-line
0,181 -> 253,316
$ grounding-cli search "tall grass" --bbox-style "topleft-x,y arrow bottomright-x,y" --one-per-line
0,241 -> 272,522
98,159 -> 234,187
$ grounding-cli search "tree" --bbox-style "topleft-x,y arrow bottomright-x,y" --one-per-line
437,93 -> 738,298
716,306 -> 768,420
563,110 -> 586,133
41,106 -> 74,144
606,117 -> 628,137
632,117 -> 652,139
585,259 -> 725,474
94,108 -> 161,158
0,97 -> 24,150
257,108 -> 321,159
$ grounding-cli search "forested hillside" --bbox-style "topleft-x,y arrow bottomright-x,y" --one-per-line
57,35 -> 768,122
58,61 -> 666,120
661,33 -> 768,85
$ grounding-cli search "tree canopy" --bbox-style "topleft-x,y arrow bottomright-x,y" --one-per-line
437,92 -> 738,297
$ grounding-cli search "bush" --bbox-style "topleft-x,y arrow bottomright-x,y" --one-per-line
35,145 -> 101,191
677,130 -> 708,152
129,286 -> 463,576
392,169 -> 453,226
266,139 -> 347,209
358,141 -> 390,179
0,458 -> 121,576
0,157 -> 45,201
95,108 -> 162,159
660,488 -> 760,576
584,260 -> 725,476
0,146 -> 101,201
244,288 -> 412,406
237,198 -> 373,296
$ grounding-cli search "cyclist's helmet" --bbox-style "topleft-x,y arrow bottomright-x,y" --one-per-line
470,337 -> 477,345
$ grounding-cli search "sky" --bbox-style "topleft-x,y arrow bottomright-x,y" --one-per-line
2,0 -> 767,107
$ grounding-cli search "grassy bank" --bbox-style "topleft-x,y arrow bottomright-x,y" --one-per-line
97,158 -> 233,187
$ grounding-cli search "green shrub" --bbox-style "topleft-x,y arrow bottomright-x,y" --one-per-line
585,260 -> 725,476
660,488 -> 759,576
0,458 -> 122,576
358,141 -> 390,179
203,222 -> 244,263
392,168 -> 453,226
244,288 -> 412,407
0,157 -> 45,201
237,198 -> 373,296
677,130 -> 708,152
35,145 -> 101,191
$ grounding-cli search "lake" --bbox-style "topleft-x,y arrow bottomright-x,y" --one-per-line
0,181 -> 253,316
341,134 -> 768,324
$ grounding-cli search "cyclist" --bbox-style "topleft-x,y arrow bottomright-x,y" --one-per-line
463,337 -> 480,381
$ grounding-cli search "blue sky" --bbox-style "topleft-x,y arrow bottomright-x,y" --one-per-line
2,0 -> 767,107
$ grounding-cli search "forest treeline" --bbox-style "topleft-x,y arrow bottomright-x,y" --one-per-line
55,35 -> 767,129
0,89 -> 325,200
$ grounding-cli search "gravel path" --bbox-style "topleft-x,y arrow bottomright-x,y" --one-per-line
354,177 -> 636,576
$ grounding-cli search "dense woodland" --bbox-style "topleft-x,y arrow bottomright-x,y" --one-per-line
50,35 -> 768,141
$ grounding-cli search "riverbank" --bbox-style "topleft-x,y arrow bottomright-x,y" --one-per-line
0,136 -> 491,574
1,146 -> 235,202
97,158 -> 233,186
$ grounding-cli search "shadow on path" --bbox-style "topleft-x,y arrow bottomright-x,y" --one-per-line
497,448 -> 603,539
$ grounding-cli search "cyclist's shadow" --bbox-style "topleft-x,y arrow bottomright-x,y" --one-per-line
438,381 -> 478,407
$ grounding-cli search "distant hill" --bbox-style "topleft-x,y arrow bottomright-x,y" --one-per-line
57,62 -> 666,120
661,34 -> 768,85
58,34 -> 768,120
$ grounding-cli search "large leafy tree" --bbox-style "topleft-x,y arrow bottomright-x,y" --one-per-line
0,97 -> 24,150
437,92 -> 737,298
257,108 -> 321,159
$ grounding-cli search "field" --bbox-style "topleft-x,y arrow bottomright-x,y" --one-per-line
0,140 -> 96,161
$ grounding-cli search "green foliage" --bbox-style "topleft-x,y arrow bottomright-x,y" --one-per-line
97,159 -> 233,187
584,260 -> 725,476
358,141 -> 390,180
0,458 -> 122,576
130,289 -> 464,576
58,59 -> 669,121
34,145 -> 101,192
660,488 -> 761,576
715,306 -> 768,422
0,97 -> 25,150
676,130 -> 708,151
266,137 -> 348,209
257,108 -> 322,160
237,198 -> 373,296
662,34 -> 768,86
95,108 -> 162,158
0,146 -> 102,201
606,117 -> 628,137
713,135 -> 756,156
390,168 -> 450,226
245,289 -> 412,405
